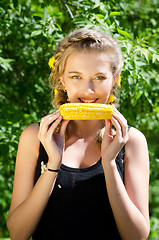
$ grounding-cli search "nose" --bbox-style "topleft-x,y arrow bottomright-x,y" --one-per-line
82,79 -> 95,95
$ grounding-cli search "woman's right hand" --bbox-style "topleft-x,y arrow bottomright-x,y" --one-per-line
38,110 -> 69,169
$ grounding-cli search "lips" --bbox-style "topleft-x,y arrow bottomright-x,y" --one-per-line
78,98 -> 98,103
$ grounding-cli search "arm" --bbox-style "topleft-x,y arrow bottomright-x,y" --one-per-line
7,112 -> 69,240
101,109 -> 150,240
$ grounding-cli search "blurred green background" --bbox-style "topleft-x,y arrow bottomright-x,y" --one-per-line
0,0 -> 159,238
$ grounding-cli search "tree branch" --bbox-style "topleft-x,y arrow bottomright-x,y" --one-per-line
62,0 -> 74,20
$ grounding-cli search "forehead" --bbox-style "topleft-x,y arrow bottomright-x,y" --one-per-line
65,50 -> 112,72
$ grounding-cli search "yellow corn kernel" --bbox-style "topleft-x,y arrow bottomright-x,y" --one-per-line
59,103 -> 113,120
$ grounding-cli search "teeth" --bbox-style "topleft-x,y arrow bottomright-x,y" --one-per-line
80,98 -> 96,103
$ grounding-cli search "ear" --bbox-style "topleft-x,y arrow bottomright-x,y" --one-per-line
115,74 -> 121,87
60,75 -> 66,88
113,74 -> 120,86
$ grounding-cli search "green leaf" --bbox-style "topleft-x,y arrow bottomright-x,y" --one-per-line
31,30 -> 42,37
152,53 -> 159,63
144,92 -> 153,106
117,28 -> 132,40
109,11 -> 121,17
136,84 -> 143,100
148,47 -> 157,53
43,7 -> 49,20
140,48 -> 150,62
135,60 -> 146,66
95,14 -> 104,19
0,57 -> 14,71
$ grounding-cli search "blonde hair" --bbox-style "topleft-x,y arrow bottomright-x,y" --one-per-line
49,28 -> 123,108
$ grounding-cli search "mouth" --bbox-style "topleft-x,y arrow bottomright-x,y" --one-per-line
78,98 -> 98,103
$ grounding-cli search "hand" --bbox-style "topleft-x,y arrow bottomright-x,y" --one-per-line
101,107 -> 129,164
38,111 -> 69,169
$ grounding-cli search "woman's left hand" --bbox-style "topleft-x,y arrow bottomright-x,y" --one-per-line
101,107 -> 129,163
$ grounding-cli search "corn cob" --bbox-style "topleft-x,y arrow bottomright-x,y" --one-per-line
59,103 -> 113,120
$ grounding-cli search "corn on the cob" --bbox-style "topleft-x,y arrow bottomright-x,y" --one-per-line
59,103 -> 113,120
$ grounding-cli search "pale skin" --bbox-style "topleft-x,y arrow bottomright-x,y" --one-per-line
7,51 -> 150,240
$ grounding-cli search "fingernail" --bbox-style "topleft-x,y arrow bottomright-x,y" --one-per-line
53,110 -> 60,115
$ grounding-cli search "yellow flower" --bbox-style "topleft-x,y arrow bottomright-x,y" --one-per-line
107,93 -> 115,104
48,56 -> 55,69
54,88 -> 58,95
117,75 -> 121,86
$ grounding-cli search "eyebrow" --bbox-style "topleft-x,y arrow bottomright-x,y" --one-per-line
68,71 -> 82,74
68,71 -> 108,75
95,72 -> 108,75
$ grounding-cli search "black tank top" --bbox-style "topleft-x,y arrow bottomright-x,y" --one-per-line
32,130 -> 128,239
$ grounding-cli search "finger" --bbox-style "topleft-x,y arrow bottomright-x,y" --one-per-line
111,116 -> 122,138
41,110 -> 60,121
59,120 -> 70,137
40,112 -> 60,127
103,120 -> 113,144
40,112 -> 60,132
113,108 -> 128,126
105,119 -> 112,135
53,109 -> 60,114
112,111 -> 128,137
111,116 -> 128,144
47,115 -> 63,135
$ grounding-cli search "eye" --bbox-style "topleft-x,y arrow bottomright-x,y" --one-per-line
69,75 -> 82,80
94,75 -> 107,80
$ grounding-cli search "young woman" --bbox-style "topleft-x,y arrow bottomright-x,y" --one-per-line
7,28 -> 150,240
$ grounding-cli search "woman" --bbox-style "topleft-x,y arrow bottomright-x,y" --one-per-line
7,28 -> 150,240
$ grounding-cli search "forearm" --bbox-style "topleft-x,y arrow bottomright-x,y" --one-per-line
7,171 -> 58,240
102,160 -> 149,240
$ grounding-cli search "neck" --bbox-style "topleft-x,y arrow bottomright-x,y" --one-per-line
67,120 -> 104,139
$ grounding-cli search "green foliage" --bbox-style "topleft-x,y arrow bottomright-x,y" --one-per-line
0,0 -> 159,238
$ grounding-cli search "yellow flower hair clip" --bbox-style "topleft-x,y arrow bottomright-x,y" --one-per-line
107,93 -> 115,104
54,88 -> 58,95
48,56 -> 55,69
117,75 -> 121,86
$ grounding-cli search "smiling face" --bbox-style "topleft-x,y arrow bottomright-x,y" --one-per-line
60,51 -> 115,104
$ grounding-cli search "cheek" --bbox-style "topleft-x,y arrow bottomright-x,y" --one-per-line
99,89 -> 110,102
66,86 -> 79,101
96,81 -> 113,93
96,82 -> 113,102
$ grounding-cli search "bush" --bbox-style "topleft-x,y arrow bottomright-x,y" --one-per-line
0,0 -> 159,238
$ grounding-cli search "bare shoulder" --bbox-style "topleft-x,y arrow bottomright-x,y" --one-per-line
23,122 -> 39,131
20,122 -> 39,141
16,122 -> 40,177
125,126 -> 149,163
128,126 -> 147,142
19,123 -> 40,156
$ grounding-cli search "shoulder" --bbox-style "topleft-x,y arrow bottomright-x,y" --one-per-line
18,123 -> 40,158
128,126 -> 147,145
20,123 -> 39,143
15,123 -> 40,187
127,126 -> 148,148
125,126 -> 149,164
21,122 -> 39,138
